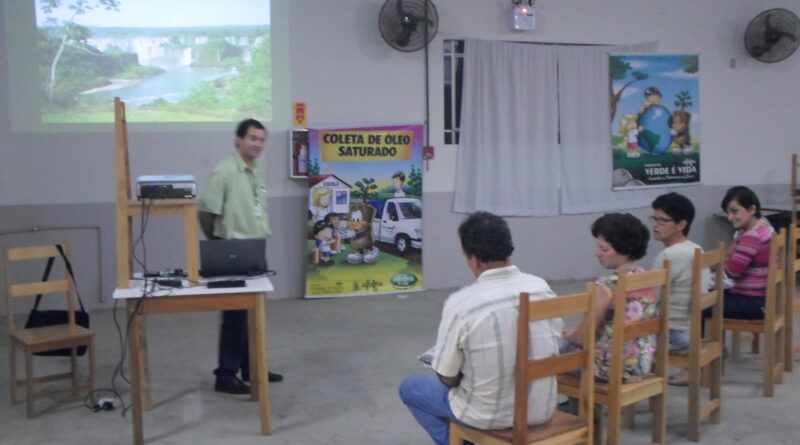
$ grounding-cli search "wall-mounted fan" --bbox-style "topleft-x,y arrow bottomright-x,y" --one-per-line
379,0 -> 438,52
744,8 -> 800,63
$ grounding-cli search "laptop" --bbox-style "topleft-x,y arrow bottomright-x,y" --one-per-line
199,238 -> 267,277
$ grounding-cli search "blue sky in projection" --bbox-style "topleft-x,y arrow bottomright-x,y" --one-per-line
35,0 -> 270,28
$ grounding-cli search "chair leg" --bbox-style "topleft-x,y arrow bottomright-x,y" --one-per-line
751,333 -> 760,354
731,332 -> 741,360
688,364 -> 701,442
764,329 -> 775,397
607,403 -> 622,445
623,403 -> 635,428
776,324 -> 785,385
722,331 -> 727,376
651,393 -> 667,445
70,348 -> 78,395
709,359 -> 722,424
25,350 -> 34,419
594,405 -> 608,445
88,339 -> 96,405
9,340 -> 18,404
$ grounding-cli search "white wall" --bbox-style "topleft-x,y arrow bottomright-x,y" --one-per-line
3,0 -> 799,206
1,0 -> 799,303
289,0 -> 800,189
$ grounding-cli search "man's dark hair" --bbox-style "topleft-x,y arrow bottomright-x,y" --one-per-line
591,213 -> 649,260
391,170 -> 406,182
652,192 -> 695,236
458,211 -> 514,263
236,118 -> 266,138
721,186 -> 761,218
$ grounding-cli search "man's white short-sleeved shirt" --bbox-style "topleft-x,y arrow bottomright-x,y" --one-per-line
431,265 -> 562,429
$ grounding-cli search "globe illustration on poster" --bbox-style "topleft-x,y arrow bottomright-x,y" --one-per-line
636,104 -> 673,155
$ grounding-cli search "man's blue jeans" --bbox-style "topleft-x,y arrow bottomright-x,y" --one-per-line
399,374 -> 458,445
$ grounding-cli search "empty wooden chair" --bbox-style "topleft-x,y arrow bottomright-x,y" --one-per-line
558,265 -> 671,445
787,153 -> 800,369
787,220 -> 799,370
667,243 -> 724,441
722,228 -> 786,397
4,242 -> 95,418
450,284 -> 596,445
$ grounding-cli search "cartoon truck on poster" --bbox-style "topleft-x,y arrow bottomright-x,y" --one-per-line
371,197 -> 423,255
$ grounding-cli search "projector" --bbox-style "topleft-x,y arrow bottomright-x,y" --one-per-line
137,175 -> 196,200
511,4 -> 536,31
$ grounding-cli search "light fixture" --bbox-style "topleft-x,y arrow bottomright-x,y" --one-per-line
511,0 -> 536,31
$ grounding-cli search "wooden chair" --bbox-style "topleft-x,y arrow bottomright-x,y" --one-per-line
787,152 -> 800,369
667,243 -> 725,442
558,265 -> 671,445
450,284 -> 596,445
4,242 -> 95,418
789,222 -> 800,366
722,228 -> 786,397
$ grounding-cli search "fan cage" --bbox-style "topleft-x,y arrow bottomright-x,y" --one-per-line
379,0 -> 439,52
744,8 -> 800,63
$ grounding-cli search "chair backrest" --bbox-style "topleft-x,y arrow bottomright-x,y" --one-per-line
788,222 -> 800,305
3,242 -> 76,332
607,263 -> 671,391
765,229 -> 787,330
513,284 -> 596,444
691,243 -> 726,352
792,153 -> 800,290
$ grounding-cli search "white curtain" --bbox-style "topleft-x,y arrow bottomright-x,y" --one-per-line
454,39 -> 560,216
454,39 -> 659,216
557,42 -> 659,214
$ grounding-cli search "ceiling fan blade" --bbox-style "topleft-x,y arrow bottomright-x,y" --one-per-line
405,14 -> 434,27
777,31 -> 798,42
395,27 -> 414,47
396,0 -> 405,20
752,44 -> 769,56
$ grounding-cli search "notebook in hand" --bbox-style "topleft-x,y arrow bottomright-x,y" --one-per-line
199,238 -> 267,277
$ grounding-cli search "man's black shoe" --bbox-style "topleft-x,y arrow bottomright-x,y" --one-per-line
241,371 -> 283,383
214,376 -> 250,394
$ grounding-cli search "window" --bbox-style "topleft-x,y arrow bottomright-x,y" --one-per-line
443,39 -> 464,145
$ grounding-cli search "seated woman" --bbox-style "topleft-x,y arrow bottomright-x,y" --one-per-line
718,186 -> 774,319
563,213 -> 658,383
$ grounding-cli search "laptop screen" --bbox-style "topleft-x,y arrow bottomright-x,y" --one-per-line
199,238 -> 267,277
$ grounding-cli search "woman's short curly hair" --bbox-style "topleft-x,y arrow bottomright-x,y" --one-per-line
590,213 -> 649,260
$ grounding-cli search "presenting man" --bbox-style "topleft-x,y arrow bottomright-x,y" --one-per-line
198,118 -> 283,394
399,211 -> 562,445
650,192 -> 708,386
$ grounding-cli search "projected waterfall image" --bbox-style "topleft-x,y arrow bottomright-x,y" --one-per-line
35,0 -> 271,123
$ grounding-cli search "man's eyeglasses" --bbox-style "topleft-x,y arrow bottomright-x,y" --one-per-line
649,215 -> 674,224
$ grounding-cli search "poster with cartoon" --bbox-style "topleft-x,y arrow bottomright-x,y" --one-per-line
304,124 -> 424,298
610,54 -> 700,189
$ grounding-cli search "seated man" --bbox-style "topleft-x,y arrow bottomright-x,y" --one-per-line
399,211 -> 562,445
650,192 -> 708,385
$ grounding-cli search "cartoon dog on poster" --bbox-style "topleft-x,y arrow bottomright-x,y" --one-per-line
346,202 -> 379,264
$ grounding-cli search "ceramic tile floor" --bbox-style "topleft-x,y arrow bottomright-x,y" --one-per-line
1,283 -> 798,444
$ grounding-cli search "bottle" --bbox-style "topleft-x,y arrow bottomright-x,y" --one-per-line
297,142 -> 308,175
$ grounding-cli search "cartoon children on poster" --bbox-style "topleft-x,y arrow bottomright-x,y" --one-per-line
610,54 -> 700,189
304,125 -> 424,298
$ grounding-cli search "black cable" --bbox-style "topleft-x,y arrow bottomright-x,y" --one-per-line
99,199 -> 155,418
424,0 -> 430,147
